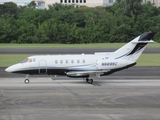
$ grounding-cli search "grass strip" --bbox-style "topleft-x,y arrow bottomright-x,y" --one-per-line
0,54 -> 160,67
0,54 -> 33,67
136,54 -> 160,66
0,43 -> 159,48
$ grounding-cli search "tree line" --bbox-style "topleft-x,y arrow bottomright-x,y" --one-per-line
0,0 -> 160,43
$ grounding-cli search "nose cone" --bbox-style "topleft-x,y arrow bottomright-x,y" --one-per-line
5,66 -> 14,73
5,63 -> 21,73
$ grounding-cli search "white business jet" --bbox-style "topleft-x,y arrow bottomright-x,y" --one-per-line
5,32 -> 155,84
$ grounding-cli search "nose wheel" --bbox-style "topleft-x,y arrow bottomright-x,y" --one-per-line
24,75 -> 30,84
24,79 -> 30,84
86,78 -> 93,84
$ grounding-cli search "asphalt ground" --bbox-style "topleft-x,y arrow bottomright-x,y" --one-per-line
0,48 -> 160,54
0,78 -> 160,120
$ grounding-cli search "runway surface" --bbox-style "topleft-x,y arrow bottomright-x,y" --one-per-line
0,78 -> 160,120
0,48 -> 160,54
1,66 -> 160,120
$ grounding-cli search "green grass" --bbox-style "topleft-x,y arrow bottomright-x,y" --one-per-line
1,54 -> 160,67
136,54 -> 160,66
0,43 -> 159,48
0,54 -> 33,67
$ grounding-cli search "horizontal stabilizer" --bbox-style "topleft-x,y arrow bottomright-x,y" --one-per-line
138,32 -> 156,41
131,40 -> 154,43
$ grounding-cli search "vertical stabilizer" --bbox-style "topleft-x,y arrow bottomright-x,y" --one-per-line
113,32 -> 155,62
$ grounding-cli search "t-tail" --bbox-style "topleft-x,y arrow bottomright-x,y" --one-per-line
113,32 -> 156,62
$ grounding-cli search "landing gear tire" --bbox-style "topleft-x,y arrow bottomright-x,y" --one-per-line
86,78 -> 93,84
24,79 -> 30,84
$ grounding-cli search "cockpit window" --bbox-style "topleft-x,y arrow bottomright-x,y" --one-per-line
33,58 -> 35,62
21,58 -> 28,63
21,58 -> 32,63
28,58 -> 32,62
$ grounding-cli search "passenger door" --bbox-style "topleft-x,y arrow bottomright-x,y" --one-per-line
39,60 -> 47,74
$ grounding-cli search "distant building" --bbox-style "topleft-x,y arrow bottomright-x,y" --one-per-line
43,0 -> 116,9
0,0 -> 45,9
0,0 -> 160,9
42,0 -> 160,9
141,0 -> 160,7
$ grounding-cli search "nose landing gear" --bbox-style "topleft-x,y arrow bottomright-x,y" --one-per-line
24,79 -> 30,84
24,75 -> 30,84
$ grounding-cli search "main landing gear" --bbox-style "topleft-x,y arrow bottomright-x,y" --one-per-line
24,75 -> 30,84
86,78 -> 93,84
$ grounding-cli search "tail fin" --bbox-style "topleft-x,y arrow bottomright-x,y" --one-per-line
113,32 -> 156,62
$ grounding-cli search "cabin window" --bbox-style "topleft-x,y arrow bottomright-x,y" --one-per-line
71,60 -> 74,63
66,60 -> 68,63
77,59 -> 80,63
83,59 -> 85,63
55,60 -> 58,64
105,57 -> 109,59
60,60 -> 63,64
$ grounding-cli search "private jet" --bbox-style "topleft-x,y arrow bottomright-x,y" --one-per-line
5,32 -> 155,84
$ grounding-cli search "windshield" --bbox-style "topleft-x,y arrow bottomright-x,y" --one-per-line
21,58 -> 32,63
21,58 -> 28,63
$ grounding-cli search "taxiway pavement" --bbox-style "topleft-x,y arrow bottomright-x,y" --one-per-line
0,78 -> 160,120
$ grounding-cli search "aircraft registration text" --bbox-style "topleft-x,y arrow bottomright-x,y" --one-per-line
102,62 -> 117,66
